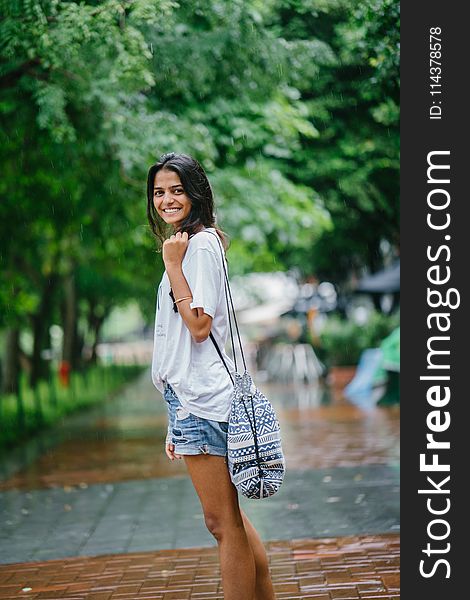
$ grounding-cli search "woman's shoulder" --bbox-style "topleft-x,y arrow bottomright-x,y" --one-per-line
188,228 -> 223,254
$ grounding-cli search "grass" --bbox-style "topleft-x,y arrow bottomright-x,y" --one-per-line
0,364 -> 145,451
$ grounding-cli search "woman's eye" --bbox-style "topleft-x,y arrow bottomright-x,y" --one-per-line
174,188 -> 183,194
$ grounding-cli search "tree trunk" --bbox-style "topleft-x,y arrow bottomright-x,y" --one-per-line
74,330 -> 85,371
30,276 -> 58,387
2,327 -> 21,395
62,270 -> 78,368
88,304 -> 108,365
367,241 -> 382,274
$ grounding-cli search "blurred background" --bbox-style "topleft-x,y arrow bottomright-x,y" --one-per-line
0,0 -> 399,448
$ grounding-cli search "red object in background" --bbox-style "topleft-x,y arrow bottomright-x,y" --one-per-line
58,360 -> 70,387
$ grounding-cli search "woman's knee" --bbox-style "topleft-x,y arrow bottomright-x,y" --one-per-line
203,512 -> 221,540
204,511 -> 244,541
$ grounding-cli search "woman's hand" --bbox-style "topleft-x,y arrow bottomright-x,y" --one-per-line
165,440 -> 183,461
162,231 -> 189,268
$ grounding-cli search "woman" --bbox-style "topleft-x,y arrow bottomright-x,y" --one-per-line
147,152 -> 276,600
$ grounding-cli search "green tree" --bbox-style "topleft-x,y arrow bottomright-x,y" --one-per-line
266,0 -> 399,280
1,0 -> 399,399
0,0 -> 169,389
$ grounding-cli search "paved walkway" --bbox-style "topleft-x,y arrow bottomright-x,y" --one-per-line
0,535 -> 399,599
0,369 -> 400,599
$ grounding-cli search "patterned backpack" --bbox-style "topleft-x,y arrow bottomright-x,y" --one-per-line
207,232 -> 286,499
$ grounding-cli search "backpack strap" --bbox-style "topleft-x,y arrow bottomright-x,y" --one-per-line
205,230 -> 247,374
209,332 -> 234,384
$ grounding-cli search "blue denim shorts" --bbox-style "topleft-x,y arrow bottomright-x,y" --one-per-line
164,383 -> 228,457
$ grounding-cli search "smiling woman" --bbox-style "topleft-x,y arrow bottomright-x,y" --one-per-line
145,153 -> 276,600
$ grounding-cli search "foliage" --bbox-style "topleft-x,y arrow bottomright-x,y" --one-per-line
0,0 -> 400,391
320,310 -> 400,366
0,0 -> 166,330
274,0 -> 400,279
211,160 -> 331,274
0,364 -> 144,450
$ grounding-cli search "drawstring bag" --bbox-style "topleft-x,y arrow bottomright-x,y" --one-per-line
207,231 -> 286,499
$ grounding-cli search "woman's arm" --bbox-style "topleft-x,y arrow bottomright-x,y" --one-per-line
166,264 -> 212,342
163,231 -> 213,343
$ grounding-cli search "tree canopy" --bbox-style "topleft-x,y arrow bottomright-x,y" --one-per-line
0,0 -> 399,388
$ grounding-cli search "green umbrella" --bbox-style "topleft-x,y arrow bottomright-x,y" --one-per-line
381,327 -> 400,371
373,327 -> 400,404
372,327 -> 400,383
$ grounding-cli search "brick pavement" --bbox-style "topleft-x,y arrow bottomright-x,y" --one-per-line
0,534 -> 399,600
280,404 -> 399,471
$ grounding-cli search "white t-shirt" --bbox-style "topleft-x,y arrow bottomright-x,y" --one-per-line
151,227 -> 235,421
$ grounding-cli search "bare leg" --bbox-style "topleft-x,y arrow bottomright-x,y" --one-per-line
184,455 -> 266,600
241,509 -> 276,600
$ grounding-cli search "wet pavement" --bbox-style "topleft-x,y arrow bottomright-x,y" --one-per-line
0,377 -> 399,490
0,465 -> 398,564
0,535 -> 399,599
0,369 -> 400,598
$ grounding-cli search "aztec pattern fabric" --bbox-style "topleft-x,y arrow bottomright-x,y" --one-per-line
227,371 -> 285,499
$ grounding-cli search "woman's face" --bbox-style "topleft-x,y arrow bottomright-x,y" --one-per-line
153,168 -> 192,229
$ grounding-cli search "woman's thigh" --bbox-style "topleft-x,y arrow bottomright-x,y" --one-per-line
184,455 -> 243,525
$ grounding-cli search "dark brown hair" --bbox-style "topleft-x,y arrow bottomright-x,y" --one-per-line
146,152 -> 229,251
